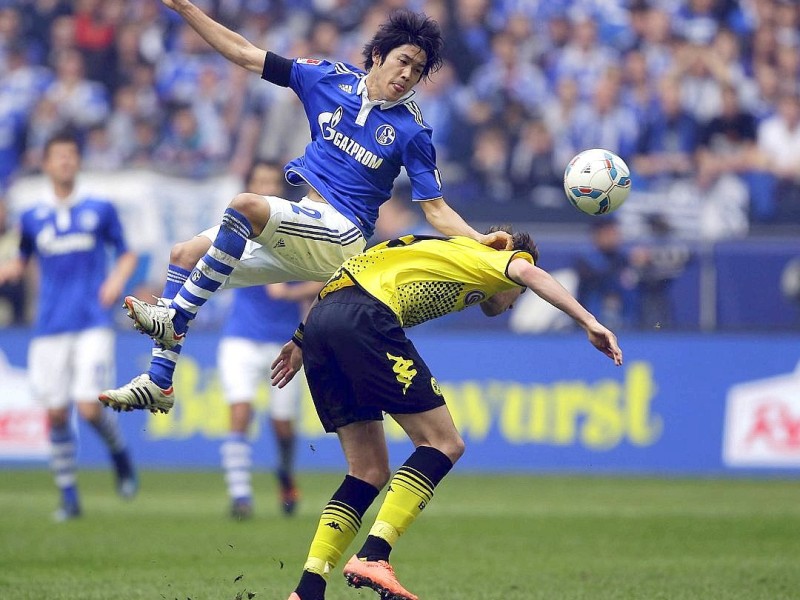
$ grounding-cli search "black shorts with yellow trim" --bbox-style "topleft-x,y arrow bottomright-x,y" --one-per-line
303,286 -> 446,433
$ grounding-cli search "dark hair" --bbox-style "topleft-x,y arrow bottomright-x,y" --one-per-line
486,225 -> 539,264
362,9 -> 443,81
44,129 -> 81,157
245,159 -> 283,186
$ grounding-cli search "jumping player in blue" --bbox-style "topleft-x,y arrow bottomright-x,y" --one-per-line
0,131 -> 139,521
99,3 -> 512,414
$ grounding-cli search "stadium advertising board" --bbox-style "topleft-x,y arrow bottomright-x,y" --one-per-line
1,330 -> 799,475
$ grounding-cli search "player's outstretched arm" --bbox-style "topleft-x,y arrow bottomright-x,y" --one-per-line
419,198 -> 513,250
508,258 -> 623,365
99,251 -> 138,308
162,0 -> 267,73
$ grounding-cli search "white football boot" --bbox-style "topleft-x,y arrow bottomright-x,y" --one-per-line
99,374 -> 175,414
123,295 -> 185,350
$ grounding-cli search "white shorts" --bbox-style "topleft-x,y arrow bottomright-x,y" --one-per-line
217,337 -> 300,421
200,195 -> 366,288
28,327 -> 115,409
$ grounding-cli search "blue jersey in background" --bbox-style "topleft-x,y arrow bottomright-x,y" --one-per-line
19,191 -> 129,335
221,285 -> 302,343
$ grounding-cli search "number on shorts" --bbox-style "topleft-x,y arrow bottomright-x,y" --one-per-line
291,204 -> 322,219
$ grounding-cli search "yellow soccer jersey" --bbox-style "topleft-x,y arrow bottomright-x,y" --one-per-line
319,235 -> 534,327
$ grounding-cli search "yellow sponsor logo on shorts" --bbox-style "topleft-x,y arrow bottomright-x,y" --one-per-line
386,353 -> 417,395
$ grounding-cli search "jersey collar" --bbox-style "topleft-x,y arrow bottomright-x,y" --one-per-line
356,77 -> 416,110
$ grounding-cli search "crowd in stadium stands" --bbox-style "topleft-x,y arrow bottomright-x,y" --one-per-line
2,0 -> 800,229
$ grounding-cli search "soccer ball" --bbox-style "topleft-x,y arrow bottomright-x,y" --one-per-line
563,148 -> 632,216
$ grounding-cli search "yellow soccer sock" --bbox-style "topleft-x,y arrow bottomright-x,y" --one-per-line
302,475 -> 379,577
364,446 -> 454,554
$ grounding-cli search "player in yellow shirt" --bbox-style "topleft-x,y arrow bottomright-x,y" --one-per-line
271,227 -> 623,600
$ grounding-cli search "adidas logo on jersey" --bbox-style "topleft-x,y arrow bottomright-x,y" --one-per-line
273,238 -> 286,249
338,84 -> 352,93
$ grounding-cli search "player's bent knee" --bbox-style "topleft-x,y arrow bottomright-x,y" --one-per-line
170,237 -> 210,269
229,192 -> 271,234
438,436 -> 466,464
351,465 -> 392,490
230,192 -> 269,217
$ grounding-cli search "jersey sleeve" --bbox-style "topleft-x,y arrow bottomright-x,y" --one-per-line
403,128 -> 443,201
477,249 -> 534,285
286,58 -> 333,103
101,202 -> 129,256
18,212 -> 34,260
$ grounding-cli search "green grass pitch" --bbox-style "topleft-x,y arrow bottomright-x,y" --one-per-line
1,470 -> 799,599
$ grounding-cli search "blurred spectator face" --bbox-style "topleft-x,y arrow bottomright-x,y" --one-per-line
777,94 -> 800,128
775,43 -> 800,78
658,79 -> 683,116
473,126 -> 507,169
644,9 -> 671,44
178,24 -> 208,53
711,28 -> 740,63
592,77 -> 619,114
0,7 -> 22,42
49,15 -> 76,55
491,32 -> 516,68
754,62 -> 779,99
43,140 -> 81,187
593,222 -> 621,252
55,49 -> 85,82
751,26 -> 777,61
173,107 -> 198,139
546,15 -> 570,47
623,50 -> 649,86
556,77 -> 578,106
455,0 -> 489,26
309,20 -> 340,59
690,0 -> 716,14
572,18 -> 597,51
247,163 -> 285,196
523,119 -> 553,153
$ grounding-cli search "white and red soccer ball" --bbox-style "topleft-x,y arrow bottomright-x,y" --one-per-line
563,148 -> 632,216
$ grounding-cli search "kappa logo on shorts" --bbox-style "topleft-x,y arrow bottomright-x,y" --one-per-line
386,353 -> 417,395
430,377 -> 442,397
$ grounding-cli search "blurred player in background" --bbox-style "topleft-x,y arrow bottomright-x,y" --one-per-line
271,227 -> 622,600
98,4 -> 512,414
0,131 -> 139,521
218,161 -> 322,520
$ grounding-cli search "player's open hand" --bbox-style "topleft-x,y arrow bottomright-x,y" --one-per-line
586,322 -> 623,366
271,340 -> 303,388
479,230 -> 514,251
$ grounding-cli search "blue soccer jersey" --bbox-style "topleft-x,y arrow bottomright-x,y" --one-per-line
19,193 -> 130,335
265,57 -> 443,239
221,285 -> 303,343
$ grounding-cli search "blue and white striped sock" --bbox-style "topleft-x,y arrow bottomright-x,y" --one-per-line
221,433 -> 253,503
171,208 -> 253,332
148,264 -> 191,389
50,424 -> 77,502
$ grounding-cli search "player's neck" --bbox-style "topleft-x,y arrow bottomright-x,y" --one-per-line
51,181 -> 75,201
